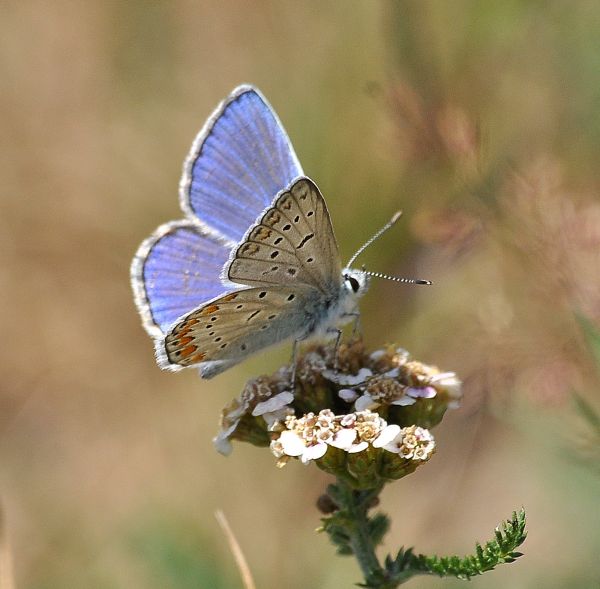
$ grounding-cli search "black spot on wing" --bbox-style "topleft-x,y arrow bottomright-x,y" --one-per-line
297,233 -> 314,249
247,310 -> 260,321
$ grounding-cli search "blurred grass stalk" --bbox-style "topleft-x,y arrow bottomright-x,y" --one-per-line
0,503 -> 15,589
215,510 -> 256,589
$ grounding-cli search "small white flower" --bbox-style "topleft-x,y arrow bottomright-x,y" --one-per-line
390,395 -> 416,406
301,442 -> 328,463
252,391 -> 294,416
398,445 -> 414,459
316,409 -> 336,429
374,424 -> 436,460
430,372 -> 462,401
413,446 -> 428,460
402,434 -> 418,449
340,413 -> 357,427
270,439 -> 285,458
328,428 -> 358,450
323,367 -> 373,386
353,369 -> 416,411
263,408 -> 294,429
338,388 -> 359,402
414,426 -> 434,442
213,431 -> 235,455
354,393 -> 377,411
369,349 -> 386,361
279,430 -> 306,457
372,424 -> 401,448
405,386 -> 437,399
354,387 -> 415,411
347,441 -> 369,453
353,410 -> 388,442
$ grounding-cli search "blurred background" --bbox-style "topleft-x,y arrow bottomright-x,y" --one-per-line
1,1 -> 599,587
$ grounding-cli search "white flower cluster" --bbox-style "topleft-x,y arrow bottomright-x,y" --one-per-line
270,409 -> 435,466
334,349 -> 462,411
373,424 -> 435,460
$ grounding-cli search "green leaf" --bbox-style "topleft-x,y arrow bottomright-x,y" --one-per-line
367,513 -> 391,547
575,313 -> 600,368
572,391 -> 600,435
384,509 -> 527,584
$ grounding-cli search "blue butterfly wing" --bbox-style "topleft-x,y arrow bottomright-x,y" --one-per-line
180,85 -> 303,243
131,221 -> 232,335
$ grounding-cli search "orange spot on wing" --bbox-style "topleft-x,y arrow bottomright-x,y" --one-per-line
255,227 -> 272,241
179,345 -> 197,358
240,243 -> 260,256
201,304 -> 220,315
222,293 -> 238,302
177,336 -> 193,346
174,317 -> 199,335
190,352 -> 206,363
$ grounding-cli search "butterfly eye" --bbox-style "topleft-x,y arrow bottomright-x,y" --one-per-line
346,275 -> 360,293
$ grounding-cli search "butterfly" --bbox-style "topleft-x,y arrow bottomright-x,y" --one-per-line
131,85 -> 429,379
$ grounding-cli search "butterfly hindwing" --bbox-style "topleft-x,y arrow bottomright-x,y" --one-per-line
131,221 -> 232,335
226,177 -> 341,294
162,285 -> 320,372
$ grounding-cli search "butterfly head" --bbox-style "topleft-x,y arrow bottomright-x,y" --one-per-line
342,268 -> 370,298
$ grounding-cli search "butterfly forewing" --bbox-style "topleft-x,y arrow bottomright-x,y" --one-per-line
226,177 -> 341,294
181,87 -> 303,243
164,285 -> 319,369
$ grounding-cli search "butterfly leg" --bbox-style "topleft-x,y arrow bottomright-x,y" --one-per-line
345,311 -> 361,338
290,338 -> 301,391
326,327 -> 343,370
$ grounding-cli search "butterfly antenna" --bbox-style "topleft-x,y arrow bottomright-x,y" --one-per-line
364,270 -> 432,285
347,211 -> 403,268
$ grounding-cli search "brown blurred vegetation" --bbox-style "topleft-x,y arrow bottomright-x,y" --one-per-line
1,1 -> 599,587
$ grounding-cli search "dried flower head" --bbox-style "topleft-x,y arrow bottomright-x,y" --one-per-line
214,374 -> 293,455
342,348 -> 462,418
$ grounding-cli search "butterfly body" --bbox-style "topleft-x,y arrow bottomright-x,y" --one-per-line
164,271 -> 366,379
131,86 -> 372,378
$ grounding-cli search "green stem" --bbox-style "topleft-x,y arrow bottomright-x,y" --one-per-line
349,501 -> 383,577
336,480 -> 387,586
